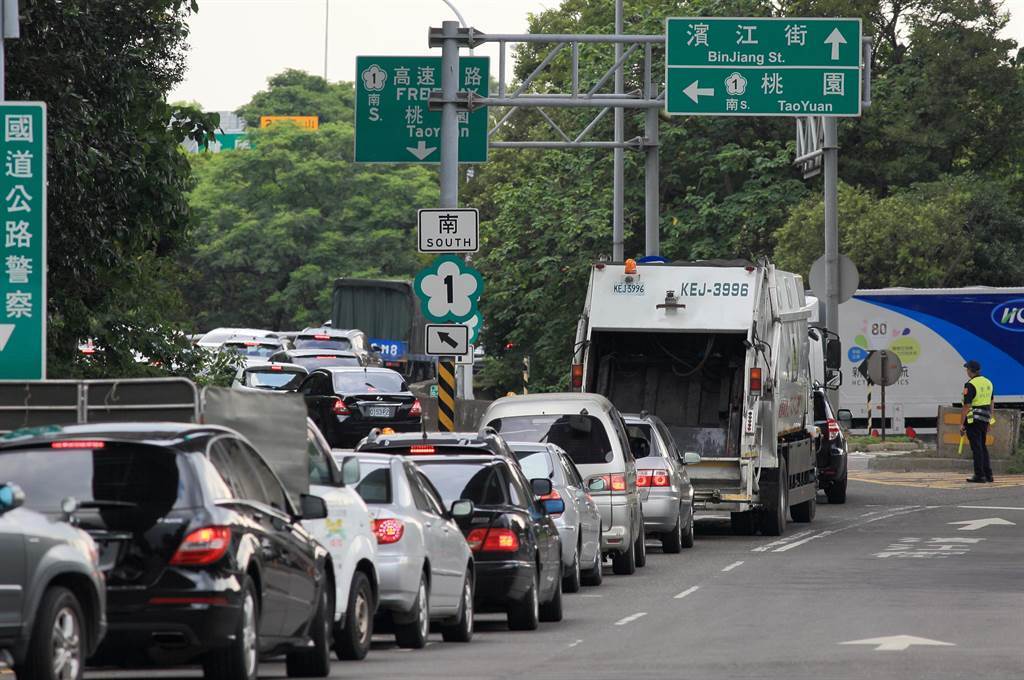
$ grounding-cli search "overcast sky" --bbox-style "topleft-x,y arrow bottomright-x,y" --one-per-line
171,0 -> 1024,112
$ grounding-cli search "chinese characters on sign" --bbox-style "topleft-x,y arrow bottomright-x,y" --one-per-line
0,103 -> 46,379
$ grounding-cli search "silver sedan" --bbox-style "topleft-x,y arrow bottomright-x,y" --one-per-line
508,442 -> 603,591
623,414 -> 700,553
342,452 -> 476,648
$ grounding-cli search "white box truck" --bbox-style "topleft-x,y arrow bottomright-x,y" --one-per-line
835,287 -> 1024,433
572,259 -> 818,536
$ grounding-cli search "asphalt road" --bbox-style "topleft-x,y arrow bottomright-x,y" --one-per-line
81,473 -> 1024,680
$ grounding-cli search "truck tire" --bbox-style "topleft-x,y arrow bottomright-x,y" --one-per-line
790,493 -> 816,523
611,539 -> 636,575
731,511 -> 756,535
760,459 -> 788,537
826,473 -> 848,504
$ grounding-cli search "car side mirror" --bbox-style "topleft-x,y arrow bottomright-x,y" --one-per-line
341,456 -> 361,486
826,368 -> 843,389
836,409 -> 853,429
682,452 -> 701,466
587,477 -> 607,492
530,478 -> 553,497
0,483 -> 24,514
541,498 -> 565,515
450,499 -> 474,519
299,494 -> 328,520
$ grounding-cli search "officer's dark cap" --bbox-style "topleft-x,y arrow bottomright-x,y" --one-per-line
964,360 -> 981,372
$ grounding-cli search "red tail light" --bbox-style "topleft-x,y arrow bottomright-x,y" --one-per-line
749,367 -> 763,395
636,472 -> 650,487
827,418 -> 840,440
314,334 -> 331,340
637,471 -> 668,487
571,364 -> 584,389
409,445 -> 435,455
170,526 -> 230,566
372,518 -> 404,544
591,473 -> 627,492
51,440 -> 105,449
269,365 -> 283,371
332,398 -> 351,415
466,527 -> 519,553
409,399 -> 422,417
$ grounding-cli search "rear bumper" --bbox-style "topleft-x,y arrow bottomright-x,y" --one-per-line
642,493 -> 681,533
473,560 -> 534,612
595,495 -> 634,554
817,444 -> 848,485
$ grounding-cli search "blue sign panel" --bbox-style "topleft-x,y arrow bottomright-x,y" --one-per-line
371,338 -> 409,362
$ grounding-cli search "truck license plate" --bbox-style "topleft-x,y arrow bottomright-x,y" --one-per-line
367,406 -> 393,418
613,282 -> 646,295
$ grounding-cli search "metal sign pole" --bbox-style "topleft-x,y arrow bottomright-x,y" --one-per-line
880,350 -> 887,442
823,116 -> 839,338
643,42 -> 659,257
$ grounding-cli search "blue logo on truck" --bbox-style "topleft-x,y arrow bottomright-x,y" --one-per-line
991,300 -> 1024,332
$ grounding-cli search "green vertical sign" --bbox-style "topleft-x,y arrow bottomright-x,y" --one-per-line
354,56 -> 489,164
0,103 -> 46,380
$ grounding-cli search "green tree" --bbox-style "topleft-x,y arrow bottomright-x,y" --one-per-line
238,69 -> 355,127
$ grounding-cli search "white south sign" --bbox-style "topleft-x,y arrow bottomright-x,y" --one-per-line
418,208 -> 479,253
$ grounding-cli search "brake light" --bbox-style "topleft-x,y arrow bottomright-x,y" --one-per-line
409,399 -> 422,417
466,527 -> 519,553
571,364 -> 584,389
244,341 -> 258,347
591,473 -> 627,492
51,440 -> 105,449
372,518 -> 404,544
827,418 -> 840,440
270,365 -> 283,371
749,367 -> 763,395
409,445 -> 435,455
651,470 -> 670,487
170,526 -> 230,566
316,355 -> 337,359
332,398 -> 351,415
636,472 -> 650,487
314,334 -> 330,340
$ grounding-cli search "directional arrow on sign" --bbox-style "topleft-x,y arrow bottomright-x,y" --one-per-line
824,28 -> 847,60
948,517 -> 1015,531
683,81 -> 715,103
841,635 -> 955,652
406,141 -> 437,161
0,324 -> 13,351
438,331 -> 459,349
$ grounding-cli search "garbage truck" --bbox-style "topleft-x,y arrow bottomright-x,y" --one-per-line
571,259 -> 819,535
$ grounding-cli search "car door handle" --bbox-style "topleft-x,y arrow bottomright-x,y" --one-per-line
424,521 -> 433,529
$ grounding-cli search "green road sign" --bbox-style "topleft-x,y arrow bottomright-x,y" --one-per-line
666,17 -> 862,117
413,255 -> 483,323
355,56 -> 489,163
0,103 -> 46,380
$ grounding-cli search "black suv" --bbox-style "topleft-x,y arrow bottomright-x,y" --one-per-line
813,388 -> 849,504
357,432 -> 565,631
0,423 -> 332,680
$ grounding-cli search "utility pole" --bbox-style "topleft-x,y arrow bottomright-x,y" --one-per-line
323,0 -> 329,80
643,42 -> 659,257
822,117 -> 839,337
0,0 -> 20,100
612,0 -> 624,262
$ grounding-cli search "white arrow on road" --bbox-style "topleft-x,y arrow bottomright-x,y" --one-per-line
841,635 -> 955,651
683,81 -> 715,103
824,28 -> 847,60
948,517 -> 1016,531
0,324 -> 13,351
406,141 -> 437,161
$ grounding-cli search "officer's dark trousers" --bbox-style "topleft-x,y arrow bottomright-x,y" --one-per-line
966,422 -> 992,480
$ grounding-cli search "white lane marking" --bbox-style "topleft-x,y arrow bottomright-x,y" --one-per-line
752,530 -> 814,552
948,517 -> 1015,531
579,594 -> 603,598
721,561 -> 744,572
614,612 -> 647,626
773,506 -> 926,553
674,586 -> 699,599
959,505 -> 1024,511
568,639 -> 583,648
840,635 -> 955,651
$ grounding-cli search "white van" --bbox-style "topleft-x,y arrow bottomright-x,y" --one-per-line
482,393 -> 646,576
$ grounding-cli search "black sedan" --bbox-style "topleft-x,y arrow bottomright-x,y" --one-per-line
299,367 -> 422,447
813,387 -> 849,504
0,423 -> 332,680
357,434 -> 564,630
269,348 -> 364,372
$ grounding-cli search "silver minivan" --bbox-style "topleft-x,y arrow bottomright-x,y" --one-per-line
482,393 -> 646,576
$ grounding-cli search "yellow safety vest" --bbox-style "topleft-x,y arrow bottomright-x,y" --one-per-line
967,375 -> 994,424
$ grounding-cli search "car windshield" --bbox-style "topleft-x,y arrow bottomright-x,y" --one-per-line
512,448 -> 554,479
333,372 -> 406,394
625,423 -> 659,459
294,336 -> 352,351
0,442 -> 198,531
489,414 -> 613,465
291,355 -> 361,370
247,369 -> 305,390
223,343 -> 279,359
416,460 -> 508,506
354,460 -> 392,504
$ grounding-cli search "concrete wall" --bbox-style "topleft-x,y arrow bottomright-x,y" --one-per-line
935,406 -> 1021,458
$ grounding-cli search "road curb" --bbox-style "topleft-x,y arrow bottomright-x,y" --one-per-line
868,455 -> 1015,474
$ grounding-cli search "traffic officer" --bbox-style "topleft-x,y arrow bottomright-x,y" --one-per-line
960,360 -> 994,483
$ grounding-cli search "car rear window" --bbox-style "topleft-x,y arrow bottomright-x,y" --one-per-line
625,423 -> 660,459
512,448 -> 554,479
292,355 -> 361,370
415,460 -> 508,506
0,441 -> 198,530
334,372 -> 407,394
295,336 -> 352,351
224,342 -> 280,359
247,369 -> 305,390
489,415 -> 613,466
354,461 -> 392,504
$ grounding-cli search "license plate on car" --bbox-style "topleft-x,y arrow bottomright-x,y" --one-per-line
367,406 -> 394,418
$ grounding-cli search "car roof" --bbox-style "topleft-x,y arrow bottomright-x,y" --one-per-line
0,422 -> 233,451
280,349 -> 358,358
407,454 -> 502,465
246,362 -> 307,373
505,441 -> 558,454
487,392 -> 616,415
317,366 -> 400,375
298,327 -> 356,338
352,451 -> 400,464
623,413 -> 660,424
365,431 -> 490,445
223,335 -> 282,345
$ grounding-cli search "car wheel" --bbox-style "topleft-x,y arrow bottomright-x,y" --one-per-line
202,578 -> 258,680
791,493 -> 816,523
395,573 -> 430,649
581,536 -> 604,586
826,472 -> 848,504
539,565 -> 563,623
440,569 -> 474,643
18,586 -> 85,680
285,585 -> 331,677
634,524 -> 647,567
611,534 -> 636,575
562,545 -> 582,593
662,514 -> 683,554
761,459 -> 788,537
681,507 -> 696,549
507,570 -> 539,631
334,571 -> 373,660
